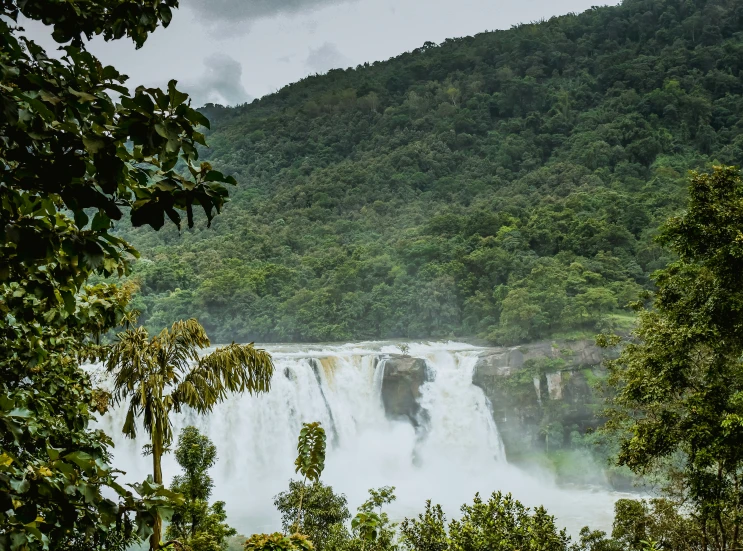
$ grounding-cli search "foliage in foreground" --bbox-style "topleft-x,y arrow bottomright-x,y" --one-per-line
271,479 -> 715,551
244,533 -> 314,551
0,0 -> 240,548
349,487 -> 398,551
611,498 -> 701,551
275,481 -> 350,551
600,166 -> 743,550
292,422 -> 328,533
165,427 -> 237,551
402,492 -> 570,551
273,483 -> 397,551
105,318 -> 273,548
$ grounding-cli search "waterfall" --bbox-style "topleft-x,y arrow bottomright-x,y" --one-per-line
96,341 -> 624,537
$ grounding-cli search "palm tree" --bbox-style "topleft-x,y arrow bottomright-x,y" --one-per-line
105,319 -> 274,550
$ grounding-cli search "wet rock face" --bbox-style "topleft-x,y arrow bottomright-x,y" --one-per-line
381,355 -> 428,426
471,339 -> 607,458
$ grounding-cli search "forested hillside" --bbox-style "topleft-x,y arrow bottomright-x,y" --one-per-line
119,0 -> 743,344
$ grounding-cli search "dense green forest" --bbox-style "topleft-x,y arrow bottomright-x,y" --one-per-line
5,0 -> 743,549
118,0 -> 743,344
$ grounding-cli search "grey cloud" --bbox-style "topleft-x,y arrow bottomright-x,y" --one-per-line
182,53 -> 253,107
306,42 -> 351,73
184,0 -> 352,25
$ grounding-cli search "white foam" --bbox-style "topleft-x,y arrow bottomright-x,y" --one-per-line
93,341 -> 627,537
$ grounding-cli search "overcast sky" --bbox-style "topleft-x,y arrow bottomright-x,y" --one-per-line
23,0 -> 621,106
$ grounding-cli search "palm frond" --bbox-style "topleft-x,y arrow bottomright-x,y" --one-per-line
161,319 -> 211,380
106,326 -> 152,404
122,403 -> 139,439
172,343 -> 274,412
105,320 -> 272,450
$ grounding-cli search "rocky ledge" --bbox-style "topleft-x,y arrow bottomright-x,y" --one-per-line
471,339 -> 608,458
378,339 -> 609,457
380,355 -> 428,426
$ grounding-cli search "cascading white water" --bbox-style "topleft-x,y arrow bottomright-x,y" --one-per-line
95,341 -> 627,537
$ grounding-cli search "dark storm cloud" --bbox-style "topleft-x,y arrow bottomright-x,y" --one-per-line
184,0 -> 353,25
182,53 -> 253,106
306,42 -> 351,73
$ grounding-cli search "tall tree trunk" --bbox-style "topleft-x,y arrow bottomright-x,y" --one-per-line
150,431 -> 164,551
717,465 -> 727,551
294,477 -> 307,534
733,472 -> 741,551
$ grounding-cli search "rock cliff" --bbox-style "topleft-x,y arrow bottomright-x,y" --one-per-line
471,340 -> 607,459
375,340 -> 628,486
380,355 -> 428,426
377,341 -> 607,454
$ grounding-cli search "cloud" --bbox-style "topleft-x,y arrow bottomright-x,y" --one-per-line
181,53 -> 253,107
183,0 -> 352,26
306,42 -> 351,73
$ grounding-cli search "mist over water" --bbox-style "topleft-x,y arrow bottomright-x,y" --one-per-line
95,341 -> 627,537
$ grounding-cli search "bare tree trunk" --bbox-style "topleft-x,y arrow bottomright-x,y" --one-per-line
151,431 -> 164,551
734,472 -> 740,551
294,477 -> 307,534
718,465 -> 727,551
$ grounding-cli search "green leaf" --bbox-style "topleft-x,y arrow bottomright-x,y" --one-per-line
160,4 -> 173,26
10,477 -> 30,493
8,408 -> 31,419
167,79 -> 188,107
68,88 -> 97,102
10,532 -> 28,551
83,135 -> 105,154
64,451 -> 94,470
185,108 -> 211,129
61,291 -> 76,314
74,210 -> 89,229
91,211 -> 111,231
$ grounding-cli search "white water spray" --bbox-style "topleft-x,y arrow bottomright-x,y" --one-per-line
95,341 -> 627,537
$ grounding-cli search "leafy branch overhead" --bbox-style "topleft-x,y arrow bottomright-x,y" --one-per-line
0,0 -> 243,547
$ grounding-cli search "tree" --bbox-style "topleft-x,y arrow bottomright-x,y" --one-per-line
274,481 -> 350,551
166,426 -> 237,551
243,533 -> 314,551
350,488 -> 398,551
399,501 -> 448,551
599,166 -> 743,551
611,498 -> 701,551
400,492 -> 571,551
0,0 -> 238,548
293,422 -> 327,533
105,319 -> 274,549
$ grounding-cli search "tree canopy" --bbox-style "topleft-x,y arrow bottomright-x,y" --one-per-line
0,0 -> 238,548
600,166 -> 743,550
120,0 -> 743,344
105,318 -> 273,548
166,426 -> 237,551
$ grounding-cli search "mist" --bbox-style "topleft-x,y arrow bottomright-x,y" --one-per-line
95,342 -> 627,538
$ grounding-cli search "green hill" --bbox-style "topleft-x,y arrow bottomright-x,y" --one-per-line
118,0 -> 743,344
